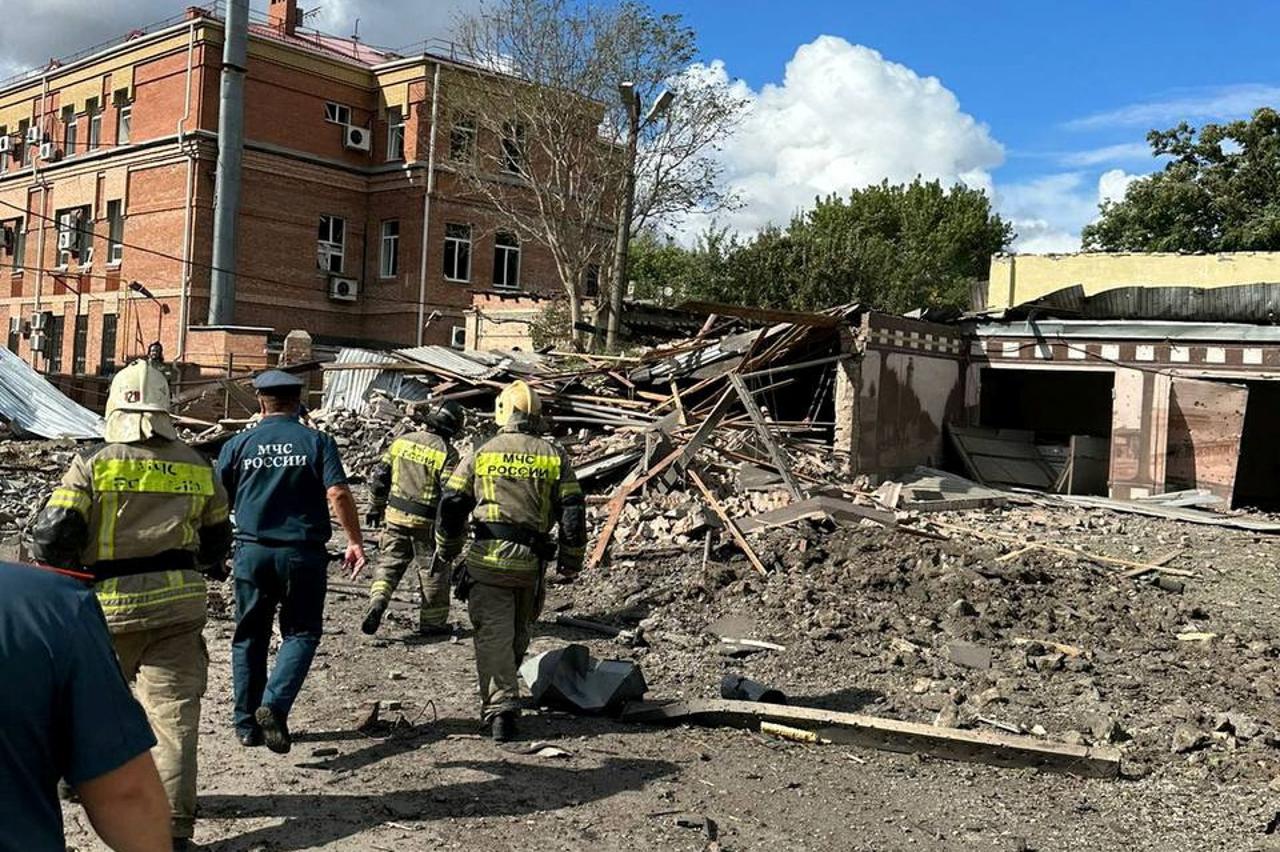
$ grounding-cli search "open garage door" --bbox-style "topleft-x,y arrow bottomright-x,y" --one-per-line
1165,377 -> 1249,503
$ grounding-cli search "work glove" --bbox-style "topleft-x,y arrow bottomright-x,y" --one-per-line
365,510 -> 383,529
201,560 -> 231,582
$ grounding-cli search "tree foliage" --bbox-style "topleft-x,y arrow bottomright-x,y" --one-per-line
449,0 -> 745,344
1083,108 -> 1280,252
630,179 -> 1012,313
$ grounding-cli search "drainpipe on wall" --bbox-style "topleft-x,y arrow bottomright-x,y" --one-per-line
175,19 -> 198,361
415,61 -> 441,346
32,69 -> 51,318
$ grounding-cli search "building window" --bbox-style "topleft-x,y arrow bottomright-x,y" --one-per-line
379,219 -> 399,278
386,107 -> 405,161
501,122 -> 524,174
0,126 -> 7,175
72,314 -> 88,375
115,92 -> 132,145
86,98 -> 102,151
450,325 -> 466,350
17,120 -> 30,167
324,102 -> 352,125
44,314 -> 64,374
493,232 -> 520,290
443,223 -> 472,282
448,114 -> 475,162
317,215 -> 345,273
99,313 -> 118,375
6,318 -> 17,354
56,205 -> 92,267
106,200 -> 124,264
62,106 -> 77,159
584,264 -> 600,298
4,218 -> 25,272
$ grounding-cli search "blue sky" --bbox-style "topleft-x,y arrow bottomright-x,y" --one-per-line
648,0 -> 1280,250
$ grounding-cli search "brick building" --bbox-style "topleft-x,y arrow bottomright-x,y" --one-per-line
0,0 -> 571,380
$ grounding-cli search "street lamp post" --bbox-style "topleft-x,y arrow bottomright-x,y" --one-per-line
129,281 -> 170,352
605,84 -> 674,353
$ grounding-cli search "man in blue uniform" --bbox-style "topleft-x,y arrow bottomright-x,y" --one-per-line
0,559 -> 171,851
216,370 -> 366,754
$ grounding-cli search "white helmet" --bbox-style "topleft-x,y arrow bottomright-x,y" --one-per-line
106,361 -> 171,416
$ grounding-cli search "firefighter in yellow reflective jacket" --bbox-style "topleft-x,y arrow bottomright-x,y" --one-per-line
29,361 -> 232,850
359,401 -> 462,637
435,381 -> 586,742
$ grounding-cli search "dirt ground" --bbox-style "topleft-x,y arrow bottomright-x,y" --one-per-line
53,500 -> 1280,852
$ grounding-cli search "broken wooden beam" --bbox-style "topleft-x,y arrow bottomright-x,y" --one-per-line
728,373 -> 803,500
620,699 -> 1121,779
688,470 -> 768,576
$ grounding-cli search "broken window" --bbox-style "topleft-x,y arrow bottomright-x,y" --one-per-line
492,232 -> 520,290
443,223 -> 471,282
317,215 -> 345,274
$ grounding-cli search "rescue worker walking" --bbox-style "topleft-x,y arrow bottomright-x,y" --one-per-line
30,361 -> 232,850
216,370 -> 365,755
359,401 -> 463,637
435,381 -> 586,742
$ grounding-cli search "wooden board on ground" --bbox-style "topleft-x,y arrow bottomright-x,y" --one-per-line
620,699 -> 1121,779
736,496 -> 896,535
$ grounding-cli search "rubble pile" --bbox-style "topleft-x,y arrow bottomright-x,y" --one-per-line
0,439 -> 77,545
563,510 -> 1280,782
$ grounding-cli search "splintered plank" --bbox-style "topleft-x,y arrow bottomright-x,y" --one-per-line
620,699 -> 1121,779
688,470 -> 768,576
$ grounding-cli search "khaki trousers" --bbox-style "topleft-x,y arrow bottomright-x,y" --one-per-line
467,581 -> 539,720
112,619 -> 208,840
370,524 -> 451,629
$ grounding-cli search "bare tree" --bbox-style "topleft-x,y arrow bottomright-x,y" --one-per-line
448,0 -> 745,347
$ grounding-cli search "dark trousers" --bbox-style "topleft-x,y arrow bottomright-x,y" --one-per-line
231,541 -> 327,734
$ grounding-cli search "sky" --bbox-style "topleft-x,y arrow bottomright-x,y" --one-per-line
3,0 -> 1277,252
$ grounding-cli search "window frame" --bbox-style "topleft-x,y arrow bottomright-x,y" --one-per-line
500,121 -> 525,174
443,223 -> 472,283
5,217 -> 25,272
44,314 -> 64,374
386,106 -> 405,161
448,115 -> 476,163
86,98 -> 101,151
317,214 -> 346,274
55,205 -> 92,268
106,199 -> 124,265
492,231 -> 521,291
62,106 -> 77,159
71,313 -> 88,375
379,219 -> 400,279
324,102 -> 352,126
99,313 -> 118,375
115,97 -> 132,146
17,121 -> 30,167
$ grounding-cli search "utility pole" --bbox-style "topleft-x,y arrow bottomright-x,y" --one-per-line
208,0 -> 249,326
605,85 -> 674,353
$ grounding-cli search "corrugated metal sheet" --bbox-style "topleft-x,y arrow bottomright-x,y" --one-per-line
1005,283 -> 1280,324
321,349 -> 395,412
394,345 -> 550,378
0,348 -> 103,439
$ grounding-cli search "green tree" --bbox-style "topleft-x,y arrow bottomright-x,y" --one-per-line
644,179 -> 1012,313
1083,108 -> 1280,252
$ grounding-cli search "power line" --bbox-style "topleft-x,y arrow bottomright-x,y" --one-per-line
0,196 -> 473,311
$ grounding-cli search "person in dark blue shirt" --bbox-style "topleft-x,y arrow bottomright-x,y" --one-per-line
216,370 -> 366,754
0,560 -> 171,852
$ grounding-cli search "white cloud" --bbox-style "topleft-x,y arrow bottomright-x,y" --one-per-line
688,36 -> 1004,235
1058,141 -> 1154,168
997,168 -> 1145,253
0,0 -> 481,80
1065,83 -> 1280,131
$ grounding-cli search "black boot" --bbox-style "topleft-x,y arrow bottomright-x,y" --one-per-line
491,711 -> 517,743
361,599 -> 388,635
255,706 -> 292,755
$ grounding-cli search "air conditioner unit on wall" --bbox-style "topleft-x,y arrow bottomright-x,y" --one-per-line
8,316 -> 21,335
328,277 -> 359,302
29,331 -> 46,352
343,124 -> 371,153
0,136 -> 10,154
57,229 -> 76,251
39,142 -> 55,162
30,311 -> 50,331
25,127 -> 40,145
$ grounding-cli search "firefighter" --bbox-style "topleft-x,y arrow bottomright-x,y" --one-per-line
359,400 -> 463,637
29,361 -> 232,850
435,380 -> 586,742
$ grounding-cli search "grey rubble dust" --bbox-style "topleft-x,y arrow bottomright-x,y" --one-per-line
33,487 -> 1280,851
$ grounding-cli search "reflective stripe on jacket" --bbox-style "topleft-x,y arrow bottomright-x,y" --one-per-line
435,425 -> 586,587
378,432 -> 455,529
30,438 -> 231,632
